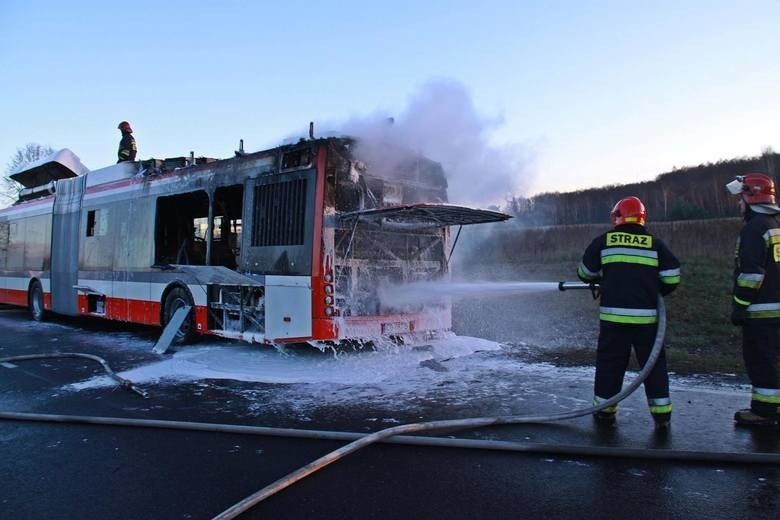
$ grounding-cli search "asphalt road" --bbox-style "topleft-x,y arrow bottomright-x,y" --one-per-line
1,307 -> 779,520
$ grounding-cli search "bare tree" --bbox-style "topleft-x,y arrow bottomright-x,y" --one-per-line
2,143 -> 55,206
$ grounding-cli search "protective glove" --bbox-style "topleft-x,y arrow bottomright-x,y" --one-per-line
731,306 -> 747,326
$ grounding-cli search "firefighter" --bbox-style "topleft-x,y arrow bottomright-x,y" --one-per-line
117,121 -> 137,163
726,173 -> 780,427
577,196 -> 681,430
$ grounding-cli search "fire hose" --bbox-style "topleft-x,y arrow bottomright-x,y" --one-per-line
0,352 -> 148,398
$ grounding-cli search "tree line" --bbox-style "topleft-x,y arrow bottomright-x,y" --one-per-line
506,151 -> 779,226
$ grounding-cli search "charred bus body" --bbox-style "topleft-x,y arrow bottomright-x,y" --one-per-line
0,138 -> 509,345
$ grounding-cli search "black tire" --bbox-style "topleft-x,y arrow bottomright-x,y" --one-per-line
28,280 -> 46,322
162,287 -> 196,344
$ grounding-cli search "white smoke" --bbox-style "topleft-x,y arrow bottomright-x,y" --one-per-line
319,80 -> 532,207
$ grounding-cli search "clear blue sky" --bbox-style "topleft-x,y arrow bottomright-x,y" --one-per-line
1,0 -> 779,206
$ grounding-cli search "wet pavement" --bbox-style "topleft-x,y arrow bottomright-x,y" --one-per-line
1,307 -> 779,519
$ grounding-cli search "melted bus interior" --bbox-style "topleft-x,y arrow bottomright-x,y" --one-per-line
154,185 -> 243,268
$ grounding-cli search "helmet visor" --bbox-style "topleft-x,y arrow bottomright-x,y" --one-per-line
726,178 -> 744,195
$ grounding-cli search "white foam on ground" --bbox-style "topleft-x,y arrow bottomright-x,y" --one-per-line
69,334 -> 503,390
63,331 -> 749,421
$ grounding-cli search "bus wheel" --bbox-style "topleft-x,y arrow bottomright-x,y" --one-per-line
163,287 -> 195,344
29,281 -> 46,322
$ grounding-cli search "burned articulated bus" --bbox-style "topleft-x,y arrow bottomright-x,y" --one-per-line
0,138 -> 509,345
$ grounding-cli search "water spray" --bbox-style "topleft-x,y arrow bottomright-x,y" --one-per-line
378,280 -> 598,308
378,280 -> 564,308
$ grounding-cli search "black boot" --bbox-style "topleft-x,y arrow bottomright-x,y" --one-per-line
734,409 -> 779,427
652,412 -> 671,431
593,411 -> 616,426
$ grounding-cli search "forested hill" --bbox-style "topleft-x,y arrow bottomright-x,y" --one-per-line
508,152 -> 779,226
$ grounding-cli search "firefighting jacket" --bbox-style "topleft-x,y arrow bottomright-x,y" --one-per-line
732,211 -> 780,322
117,133 -> 137,163
578,224 -> 680,324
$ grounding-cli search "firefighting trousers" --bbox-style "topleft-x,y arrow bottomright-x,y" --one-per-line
594,321 -> 669,405
742,321 -> 780,417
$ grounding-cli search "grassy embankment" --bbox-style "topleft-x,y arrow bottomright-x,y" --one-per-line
663,257 -> 741,373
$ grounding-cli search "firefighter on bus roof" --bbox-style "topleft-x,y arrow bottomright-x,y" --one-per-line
726,173 -> 780,427
577,196 -> 680,431
117,121 -> 137,163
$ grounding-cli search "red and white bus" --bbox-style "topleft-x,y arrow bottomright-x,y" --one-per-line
0,137 -> 509,345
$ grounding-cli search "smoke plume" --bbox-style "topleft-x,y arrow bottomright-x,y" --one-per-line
327,80 -> 532,207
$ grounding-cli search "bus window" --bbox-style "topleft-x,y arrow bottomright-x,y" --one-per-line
86,209 -> 107,237
154,191 -> 209,265
281,148 -> 311,171
210,185 -> 243,269
6,221 -> 22,270
23,214 -> 49,270
193,217 -> 209,240
0,221 -> 9,269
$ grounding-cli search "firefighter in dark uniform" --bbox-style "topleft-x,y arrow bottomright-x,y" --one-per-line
578,196 -> 681,430
726,173 -> 780,427
117,121 -> 137,163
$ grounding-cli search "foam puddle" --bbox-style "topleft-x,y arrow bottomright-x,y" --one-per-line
66,332 -> 749,422
69,334 -> 504,390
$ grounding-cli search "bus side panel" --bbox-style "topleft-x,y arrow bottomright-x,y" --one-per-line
51,176 -> 86,316
111,196 -> 154,322
0,210 -> 52,309
265,275 -> 312,340
104,295 -> 160,326
0,274 -> 49,308
0,276 -> 29,307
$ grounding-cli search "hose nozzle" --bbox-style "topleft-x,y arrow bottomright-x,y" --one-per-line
558,281 -> 594,291
558,281 -> 600,299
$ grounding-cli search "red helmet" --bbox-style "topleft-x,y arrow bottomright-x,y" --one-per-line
726,173 -> 776,205
611,196 -> 646,227
118,121 -> 132,133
